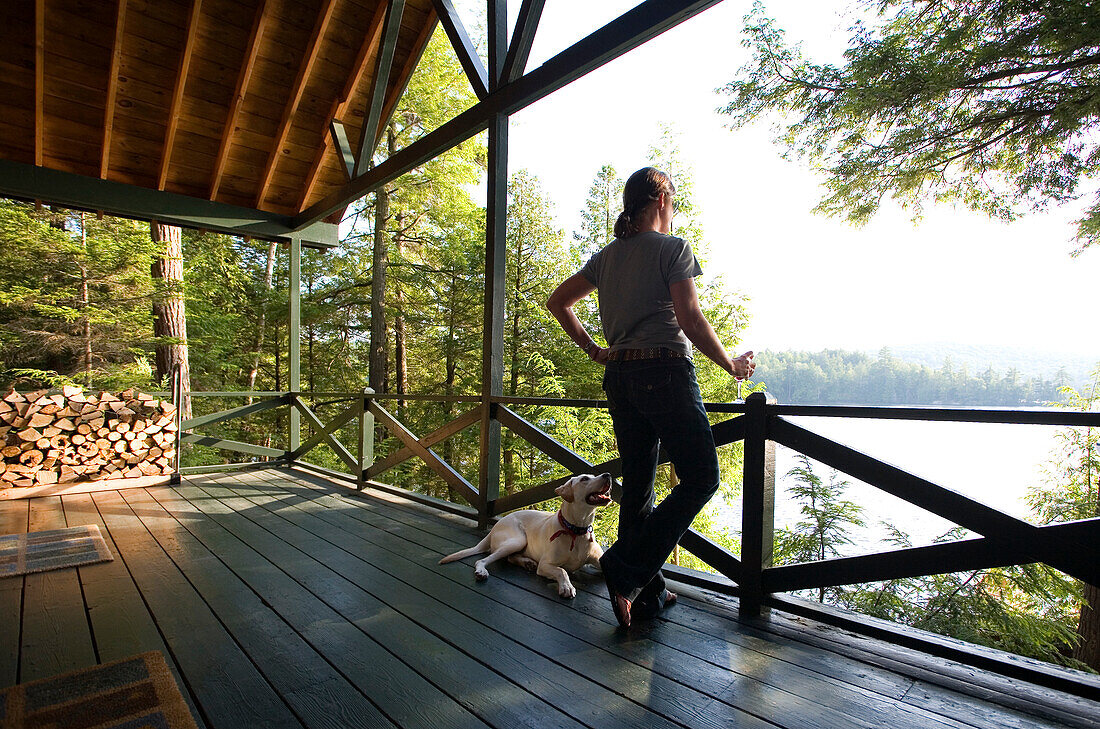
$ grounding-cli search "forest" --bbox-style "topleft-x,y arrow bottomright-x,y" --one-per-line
759,348 -> 1075,406
0,28 -> 1096,673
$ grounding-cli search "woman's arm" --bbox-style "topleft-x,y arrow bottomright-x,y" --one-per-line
547,273 -> 609,363
670,277 -> 754,378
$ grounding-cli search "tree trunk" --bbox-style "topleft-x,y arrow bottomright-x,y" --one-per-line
369,125 -> 398,395
306,270 -> 316,394
78,213 -> 92,388
394,224 -> 407,422
441,271 -> 458,471
1075,582 -> 1100,670
369,188 -> 389,394
1075,485 -> 1100,670
247,240 -> 278,403
150,222 -> 191,420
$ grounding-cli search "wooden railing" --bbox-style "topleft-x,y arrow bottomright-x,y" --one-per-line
173,385 -> 1100,694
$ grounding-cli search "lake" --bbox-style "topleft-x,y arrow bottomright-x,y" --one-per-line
715,412 -> 1071,550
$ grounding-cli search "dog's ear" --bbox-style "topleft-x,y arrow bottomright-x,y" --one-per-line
555,478 -> 576,503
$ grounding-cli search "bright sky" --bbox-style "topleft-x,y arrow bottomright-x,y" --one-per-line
460,1 -> 1098,359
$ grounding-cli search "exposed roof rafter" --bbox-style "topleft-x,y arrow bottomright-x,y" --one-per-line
34,0 -> 44,167
158,0 -> 204,191
294,0 -> 724,229
355,0 -> 407,178
297,0 -> 389,211
377,6 -> 438,138
210,0 -> 270,200
100,0 -> 128,179
254,0 -> 338,208
431,0 -> 488,100
501,0 -> 544,84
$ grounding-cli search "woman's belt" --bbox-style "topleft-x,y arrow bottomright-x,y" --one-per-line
606,347 -> 688,362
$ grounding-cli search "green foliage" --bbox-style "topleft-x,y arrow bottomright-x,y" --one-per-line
1028,372 -> 1100,524
0,202 -> 158,390
719,0 -> 1100,251
775,456 -> 1087,668
774,455 -> 865,601
842,526 -> 1085,670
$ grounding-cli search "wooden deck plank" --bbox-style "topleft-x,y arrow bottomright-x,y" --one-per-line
0,498 -> 28,688
6,469 -> 1096,729
179,479 -> 698,729
149,482 -> 492,729
738,607 -> 1100,729
118,487 -> 397,729
167,480 -> 594,729
371,490 -> 1100,729
255,475 -> 939,725
58,492 -> 209,729
19,496 -> 96,683
0,497 -> 28,535
211,474 -> 867,729
91,489 -> 304,729
271,470 -> 1100,729
268,482 -> 966,729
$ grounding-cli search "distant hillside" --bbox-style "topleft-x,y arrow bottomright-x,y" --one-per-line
878,343 -> 1097,389
756,348 -> 1088,406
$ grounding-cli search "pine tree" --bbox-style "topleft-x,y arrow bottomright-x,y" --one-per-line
774,455 -> 866,602
1028,371 -> 1100,671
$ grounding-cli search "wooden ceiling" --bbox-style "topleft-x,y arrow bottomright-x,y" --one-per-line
0,0 -> 438,221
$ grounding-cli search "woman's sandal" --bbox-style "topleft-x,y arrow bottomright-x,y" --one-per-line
609,590 -> 632,629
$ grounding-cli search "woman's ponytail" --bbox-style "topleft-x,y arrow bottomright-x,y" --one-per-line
613,210 -> 634,239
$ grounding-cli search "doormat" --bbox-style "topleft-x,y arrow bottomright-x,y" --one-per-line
0,651 -> 199,729
0,525 -> 112,577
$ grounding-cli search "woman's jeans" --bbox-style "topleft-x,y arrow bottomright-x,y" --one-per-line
599,357 -> 720,602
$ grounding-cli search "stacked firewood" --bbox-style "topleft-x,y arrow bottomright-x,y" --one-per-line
0,386 -> 177,488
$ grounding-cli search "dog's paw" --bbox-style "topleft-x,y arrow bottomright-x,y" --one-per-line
474,566 -> 489,581
517,557 -> 537,572
558,583 -> 577,599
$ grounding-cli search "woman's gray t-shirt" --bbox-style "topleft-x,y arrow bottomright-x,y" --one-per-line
580,231 -> 703,356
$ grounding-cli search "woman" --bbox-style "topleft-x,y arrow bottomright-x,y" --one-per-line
547,166 -> 754,628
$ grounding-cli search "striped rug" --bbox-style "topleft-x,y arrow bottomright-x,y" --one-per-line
0,525 -> 112,577
0,651 -> 199,728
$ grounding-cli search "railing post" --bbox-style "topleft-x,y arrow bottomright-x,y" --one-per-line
357,387 -> 375,491
740,391 -> 777,617
171,364 -> 183,483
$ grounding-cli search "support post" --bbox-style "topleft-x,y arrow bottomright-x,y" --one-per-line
478,0 -> 508,529
172,365 -> 183,483
740,391 -> 776,616
289,235 -> 301,452
358,387 -> 375,490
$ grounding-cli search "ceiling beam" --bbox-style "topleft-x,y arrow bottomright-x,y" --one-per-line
376,7 -> 437,144
354,0 -> 406,178
294,0 -> 724,230
328,120 -> 356,180
209,0 -> 269,200
0,160 -> 337,249
35,0 -> 44,167
487,0 -> 506,89
100,0 -> 128,179
430,0 -> 488,100
253,0 -> 337,209
501,0 -> 544,84
157,0 -> 203,191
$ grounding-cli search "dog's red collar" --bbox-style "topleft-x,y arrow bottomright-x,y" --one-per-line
549,510 -> 593,550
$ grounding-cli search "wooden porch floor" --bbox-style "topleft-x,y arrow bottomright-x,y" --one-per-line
2,468 -> 1097,729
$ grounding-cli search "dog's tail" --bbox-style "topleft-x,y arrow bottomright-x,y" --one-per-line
439,534 -> 492,564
